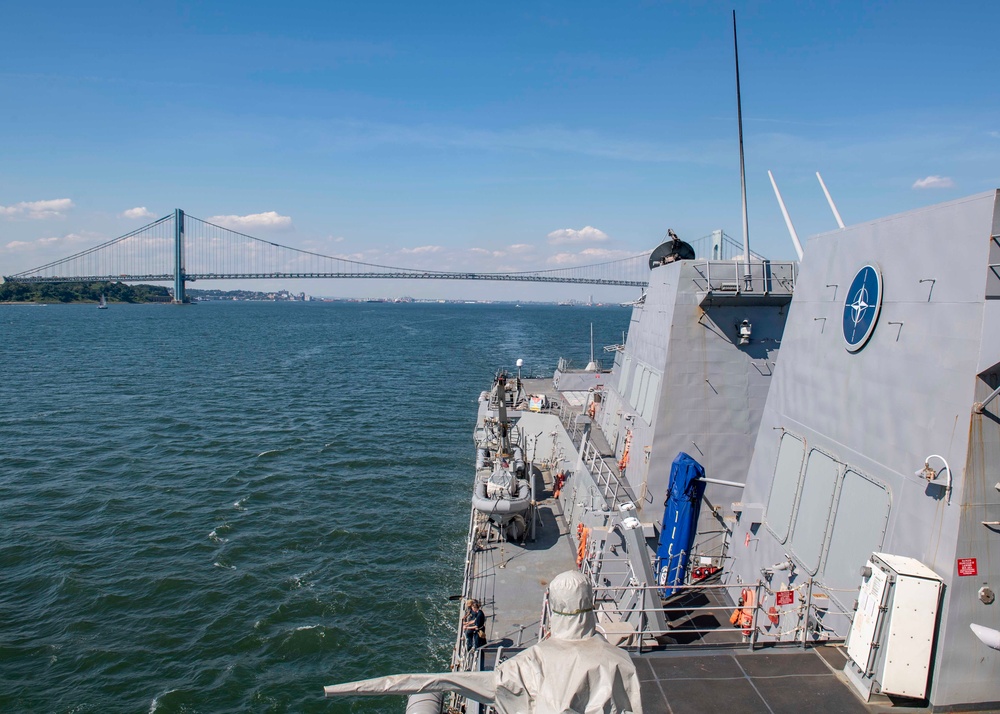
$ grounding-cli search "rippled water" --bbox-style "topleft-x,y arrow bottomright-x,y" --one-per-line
0,301 -> 629,713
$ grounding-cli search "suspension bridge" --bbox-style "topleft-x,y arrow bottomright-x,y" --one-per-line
4,210 -> 748,303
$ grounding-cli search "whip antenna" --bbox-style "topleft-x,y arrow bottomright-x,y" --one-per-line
733,11 -> 752,290
768,170 -> 804,260
816,172 -> 846,228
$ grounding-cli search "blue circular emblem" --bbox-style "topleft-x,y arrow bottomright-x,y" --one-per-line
843,264 -> 882,352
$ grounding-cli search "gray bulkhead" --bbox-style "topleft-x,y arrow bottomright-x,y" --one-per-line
596,259 -> 790,559
729,191 -> 1000,709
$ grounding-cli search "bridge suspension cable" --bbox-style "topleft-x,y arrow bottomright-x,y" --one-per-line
6,211 -> 655,289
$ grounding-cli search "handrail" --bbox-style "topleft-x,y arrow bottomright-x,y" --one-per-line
543,397 -> 634,511
581,577 -> 851,650
693,259 -> 797,295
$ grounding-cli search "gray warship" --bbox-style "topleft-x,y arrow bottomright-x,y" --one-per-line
324,19 -> 999,712
325,190 -> 1000,713
451,185 -> 1000,712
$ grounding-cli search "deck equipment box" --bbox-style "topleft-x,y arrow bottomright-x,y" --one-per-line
844,553 -> 943,700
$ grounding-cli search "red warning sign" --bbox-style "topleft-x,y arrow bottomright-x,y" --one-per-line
776,589 -> 795,606
957,558 -> 978,576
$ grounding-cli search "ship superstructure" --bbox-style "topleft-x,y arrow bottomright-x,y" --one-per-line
448,192 -> 1000,712
727,191 -> 1000,708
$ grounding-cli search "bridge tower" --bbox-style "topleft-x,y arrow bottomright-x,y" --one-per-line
173,208 -> 188,304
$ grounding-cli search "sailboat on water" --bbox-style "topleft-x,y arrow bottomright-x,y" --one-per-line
98,294 -> 108,309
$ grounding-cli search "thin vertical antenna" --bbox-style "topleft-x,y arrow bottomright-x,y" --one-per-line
816,172 -> 845,228
733,11 -> 752,288
768,170 -> 804,260
585,323 -> 598,371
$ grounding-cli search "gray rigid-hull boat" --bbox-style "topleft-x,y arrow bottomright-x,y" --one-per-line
470,372 -> 533,542
438,192 -> 1000,713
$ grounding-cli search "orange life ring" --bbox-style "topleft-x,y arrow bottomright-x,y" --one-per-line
576,526 -> 590,567
617,429 -> 632,471
729,586 -> 755,635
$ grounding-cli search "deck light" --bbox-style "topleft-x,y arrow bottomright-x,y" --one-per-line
738,320 -> 752,345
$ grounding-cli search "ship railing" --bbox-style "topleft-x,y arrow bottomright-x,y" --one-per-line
581,439 -> 632,507
447,645 -> 487,714
537,577 -> 850,652
543,396 -> 633,507
451,506 -> 485,671
550,399 -> 582,441
543,398 -> 590,450
691,260 -> 797,296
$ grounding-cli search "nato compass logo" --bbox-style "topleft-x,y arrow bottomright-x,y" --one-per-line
843,264 -> 883,352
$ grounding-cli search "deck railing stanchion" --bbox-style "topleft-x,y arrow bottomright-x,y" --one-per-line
801,578 -> 814,648
748,580 -> 762,650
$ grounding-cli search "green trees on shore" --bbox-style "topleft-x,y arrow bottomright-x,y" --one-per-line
0,281 -> 172,303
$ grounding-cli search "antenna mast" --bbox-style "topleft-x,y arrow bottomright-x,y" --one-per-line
768,170 -> 804,260
585,323 -> 598,372
816,172 -> 846,228
733,11 -> 752,290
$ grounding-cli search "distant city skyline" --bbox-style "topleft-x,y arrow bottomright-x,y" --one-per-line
2,2 -> 998,300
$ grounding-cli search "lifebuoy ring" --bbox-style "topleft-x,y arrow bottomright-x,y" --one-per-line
617,430 -> 632,471
576,526 -> 590,567
729,586 -> 755,635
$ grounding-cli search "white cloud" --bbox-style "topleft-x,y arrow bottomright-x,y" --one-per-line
400,245 -> 442,254
121,206 -> 155,219
548,252 -> 582,265
546,226 -> 609,245
546,247 -> 632,265
470,247 -> 505,258
0,198 -> 74,220
508,243 -> 534,253
912,175 -> 955,189
337,251 -> 375,261
206,211 -> 293,230
3,233 -> 84,251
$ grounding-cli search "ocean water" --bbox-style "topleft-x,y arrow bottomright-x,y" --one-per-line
0,301 -> 629,713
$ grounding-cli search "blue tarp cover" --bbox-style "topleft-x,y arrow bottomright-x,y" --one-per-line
656,452 -> 706,597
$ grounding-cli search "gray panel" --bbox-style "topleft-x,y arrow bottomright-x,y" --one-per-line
820,470 -> 890,601
977,299 -> 1000,373
618,354 -> 632,393
637,368 -> 650,412
640,371 -> 659,424
629,362 -> 645,408
790,449 -> 841,573
765,433 -> 805,543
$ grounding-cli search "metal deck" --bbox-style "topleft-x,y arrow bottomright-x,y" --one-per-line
465,407 -> 582,650
634,644 -> 949,714
635,646 -> 872,714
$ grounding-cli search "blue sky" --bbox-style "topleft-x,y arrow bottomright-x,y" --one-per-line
2,1 -> 998,299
